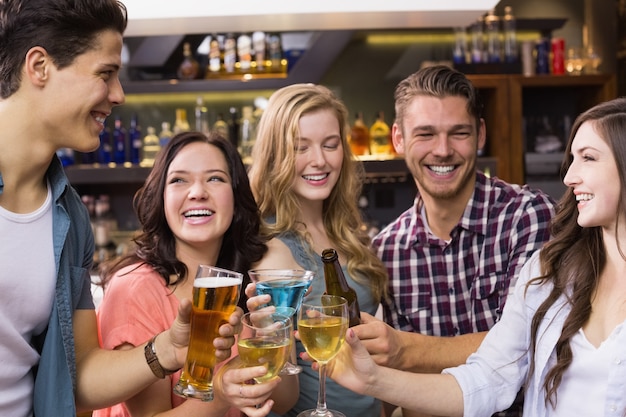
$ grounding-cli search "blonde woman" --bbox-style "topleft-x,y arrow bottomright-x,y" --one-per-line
248,83 -> 388,417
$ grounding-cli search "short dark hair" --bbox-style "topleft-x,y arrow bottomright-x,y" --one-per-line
0,0 -> 128,98
394,65 -> 483,132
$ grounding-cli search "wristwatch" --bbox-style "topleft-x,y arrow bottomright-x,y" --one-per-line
144,335 -> 180,379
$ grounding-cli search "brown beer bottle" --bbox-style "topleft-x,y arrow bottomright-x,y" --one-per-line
321,248 -> 361,327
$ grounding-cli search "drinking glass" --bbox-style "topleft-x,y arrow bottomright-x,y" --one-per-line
296,295 -> 349,417
238,311 -> 293,382
248,269 -> 315,375
173,265 -> 243,402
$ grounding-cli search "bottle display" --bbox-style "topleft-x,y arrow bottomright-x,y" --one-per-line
268,33 -> 283,71
112,115 -> 127,164
470,18 -> 484,63
321,248 -> 361,327
194,96 -> 210,134
252,31 -> 266,71
159,121 -> 173,148
177,42 -> 199,80
452,27 -> 467,65
349,112 -> 370,156
239,105 -> 256,164
173,108 -> 190,134
207,35 -> 222,75
213,113 -> 229,141
128,114 -> 142,164
237,33 -> 252,73
228,106 -> 240,150
369,111 -> 392,156
484,9 -> 501,63
98,126 -> 112,164
503,6 -> 517,63
223,33 -> 237,73
141,126 -> 161,167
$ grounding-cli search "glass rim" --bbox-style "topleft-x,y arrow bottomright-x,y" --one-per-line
241,311 -> 293,329
247,268 -> 315,280
196,265 -> 244,280
302,294 -> 348,308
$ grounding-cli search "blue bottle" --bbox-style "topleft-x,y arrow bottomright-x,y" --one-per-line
128,114 -> 142,164
98,127 -> 112,164
112,115 -> 127,164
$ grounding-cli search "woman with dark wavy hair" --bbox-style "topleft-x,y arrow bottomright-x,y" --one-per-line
317,97 -> 626,417
95,131 -> 298,417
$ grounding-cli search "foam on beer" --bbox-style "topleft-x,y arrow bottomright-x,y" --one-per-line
195,277 -> 242,288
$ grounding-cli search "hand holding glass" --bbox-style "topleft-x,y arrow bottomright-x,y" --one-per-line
248,269 -> 315,375
238,311 -> 293,382
174,265 -> 243,402
297,295 -> 349,417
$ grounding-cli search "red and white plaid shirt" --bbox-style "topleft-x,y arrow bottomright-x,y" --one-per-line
373,171 -> 555,337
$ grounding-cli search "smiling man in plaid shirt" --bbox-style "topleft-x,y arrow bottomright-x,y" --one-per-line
354,65 -> 555,417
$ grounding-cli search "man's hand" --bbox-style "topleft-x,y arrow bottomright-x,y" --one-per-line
352,312 -> 405,369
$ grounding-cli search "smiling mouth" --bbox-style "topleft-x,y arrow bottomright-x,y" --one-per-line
576,193 -> 594,202
183,209 -> 214,218
303,173 -> 329,181
427,165 -> 456,175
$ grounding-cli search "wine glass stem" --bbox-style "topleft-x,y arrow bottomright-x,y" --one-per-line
316,363 -> 329,415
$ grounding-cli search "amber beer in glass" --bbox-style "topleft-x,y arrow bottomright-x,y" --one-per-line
174,265 -> 243,401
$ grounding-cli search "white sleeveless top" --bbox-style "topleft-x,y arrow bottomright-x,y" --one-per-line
0,186 -> 55,417
550,324 -> 622,416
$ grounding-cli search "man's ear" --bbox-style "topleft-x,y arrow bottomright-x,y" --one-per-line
23,46 -> 50,87
391,123 -> 404,154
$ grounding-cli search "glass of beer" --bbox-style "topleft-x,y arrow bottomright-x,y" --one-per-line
297,295 -> 349,417
238,311 -> 292,383
173,265 -> 243,402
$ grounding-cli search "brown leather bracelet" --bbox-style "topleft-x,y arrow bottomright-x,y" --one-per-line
144,334 -> 180,379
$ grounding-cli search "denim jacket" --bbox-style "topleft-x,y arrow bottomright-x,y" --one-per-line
0,157 -> 95,416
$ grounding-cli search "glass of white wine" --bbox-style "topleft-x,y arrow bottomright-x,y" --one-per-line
238,311 -> 293,383
297,295 -> 349,417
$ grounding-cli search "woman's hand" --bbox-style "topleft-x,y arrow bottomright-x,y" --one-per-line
214,306 -> 244,362
245,282 -> 272,312
214,357 -> 281,417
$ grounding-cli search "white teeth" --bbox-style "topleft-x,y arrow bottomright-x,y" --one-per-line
576,193 -> 594,202
184,209 -> 213,217
95,116 -> 106,123
303,174 -> 328,181
429,165 -> 455,174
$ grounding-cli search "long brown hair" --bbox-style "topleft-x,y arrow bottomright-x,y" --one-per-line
100,131 -> 267,309
527,97 -> 626,407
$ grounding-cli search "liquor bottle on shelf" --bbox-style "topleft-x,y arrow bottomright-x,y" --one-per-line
173,108 -> 190,134
237,33 -> 252,73
484,9 -> 501,63
268,33 -> 283,72
159,121 -> 173,148
239,105 -> 256,164
349,112 -> 370,156
128,113 -> 142,164
470,18 -> 484,64
503,6 -> 517,63
98,125 -> 112,164
177,41 -> 199,80
207,34 -> 222,76
321,248 -> 361,327
369,111 -> 392,156
194,96 -> 210,134
112,115 -> 127,164
223,33 -> 237,74
141,126 -> 160,167
252,31 -> 266,72
452,27 -> 467,65
213,113 -> 229,141
228,106 -> 240,150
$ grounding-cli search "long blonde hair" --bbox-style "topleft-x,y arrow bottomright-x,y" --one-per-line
249,83 -> 388,301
